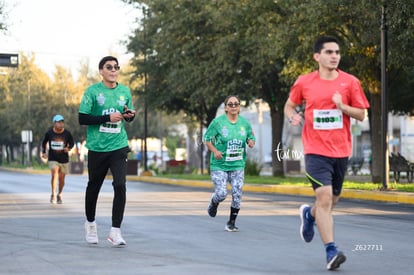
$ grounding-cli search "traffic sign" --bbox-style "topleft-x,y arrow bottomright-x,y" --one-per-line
0,53 -> 19,67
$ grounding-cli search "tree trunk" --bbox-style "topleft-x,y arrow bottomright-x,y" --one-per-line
187,125 -> 199,172
370,93 -> 382,183
271,107 -> 284,176
9,144 -> 14,162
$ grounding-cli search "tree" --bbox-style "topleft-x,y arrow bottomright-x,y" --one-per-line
276,0 -> 414,183
127,1 -> 245,127
125,0 -> 293,175
124,0 -> 414,180
0,53 -> 94,164
0,0 -> 8,31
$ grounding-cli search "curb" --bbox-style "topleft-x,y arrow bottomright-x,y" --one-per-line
129,176 -> 414,205
2,168 -> 413,205
0,167 -> 49,174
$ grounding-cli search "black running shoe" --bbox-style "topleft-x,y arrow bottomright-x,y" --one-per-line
225,221 -> 239,232
207,195 -> 219,217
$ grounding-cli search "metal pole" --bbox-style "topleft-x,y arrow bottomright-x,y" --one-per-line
200,120 -> 204,174
144,84 -> 148,172
381,2 -> 389,189
143,6 -> 148,172
27,79 -> 31,166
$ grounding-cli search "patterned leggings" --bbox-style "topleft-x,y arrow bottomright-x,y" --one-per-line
210,170 -> 244,209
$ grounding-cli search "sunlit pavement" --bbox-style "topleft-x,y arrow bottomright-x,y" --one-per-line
1,169 -> 413,275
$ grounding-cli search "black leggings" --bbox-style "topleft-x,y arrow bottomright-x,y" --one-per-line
85,147 -> 129,228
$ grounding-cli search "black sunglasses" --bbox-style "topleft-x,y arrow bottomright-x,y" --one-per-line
227,102 -> 240,108
105,64 -> 120,71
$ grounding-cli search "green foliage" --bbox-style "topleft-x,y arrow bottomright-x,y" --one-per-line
1,161 -> 48,170
0,54 -> 87,149
0,51 -> 187,165
155,173 -> 414,192
165,134 -> 182,159
244,158 -> 262,176
0,0 -> 8,31
125,0 -> 414,181
148,162 -> 160,175
166,163 -> 186,174
126,0 -> 293,129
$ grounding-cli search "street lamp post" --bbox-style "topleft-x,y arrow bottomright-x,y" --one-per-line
254,99 -> 263,165
142,6 -> 149,174
199,119 -> 204,174
381,1 -> 389,189
143,66 -> 148,172
26,79 -> 31,166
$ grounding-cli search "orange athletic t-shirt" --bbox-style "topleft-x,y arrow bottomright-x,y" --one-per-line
289,70 -> 370,158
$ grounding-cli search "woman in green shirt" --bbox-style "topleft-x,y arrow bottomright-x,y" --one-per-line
204,95 -> 256,232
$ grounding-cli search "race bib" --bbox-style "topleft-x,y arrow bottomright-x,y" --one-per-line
313,109 -> 343,130
225,148 -> 244,161
99,121 -> 122,134
51,141 -> 65,150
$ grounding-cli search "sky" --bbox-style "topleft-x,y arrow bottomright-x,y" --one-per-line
0,0 -> 142,78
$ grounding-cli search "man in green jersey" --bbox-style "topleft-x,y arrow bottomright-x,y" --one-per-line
79,56 -> 136,246
204,95 -> 255,232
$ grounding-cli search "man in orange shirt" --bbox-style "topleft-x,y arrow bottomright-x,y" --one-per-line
284,36 -> 370,270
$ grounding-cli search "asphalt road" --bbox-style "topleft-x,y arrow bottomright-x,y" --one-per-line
0,170 -> 413,275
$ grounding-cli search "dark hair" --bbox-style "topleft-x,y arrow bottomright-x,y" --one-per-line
224,95 -> 240,105
98,56 -> 119,70
313,36 -> 339,53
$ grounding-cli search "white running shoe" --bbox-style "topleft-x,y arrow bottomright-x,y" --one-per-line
107,227 -> 126,246
50,195 -> 56,204
85,221 -> 99,244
